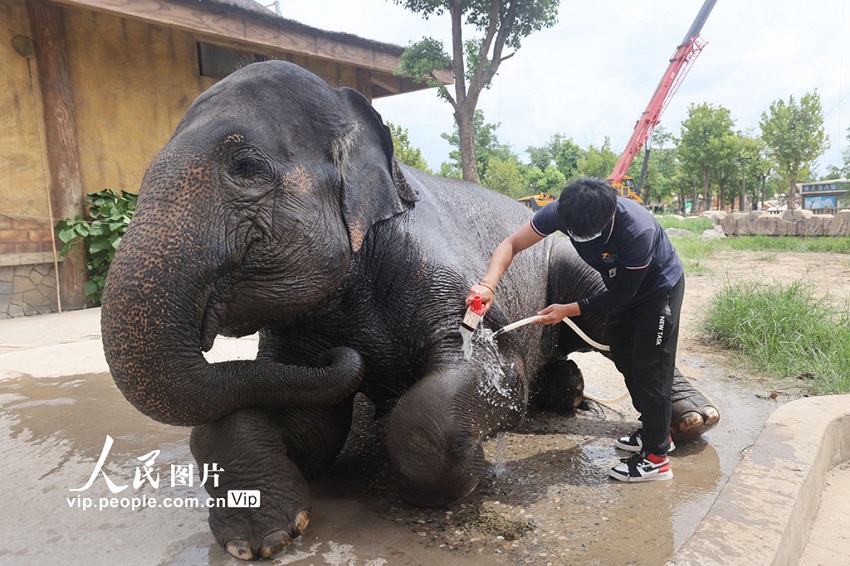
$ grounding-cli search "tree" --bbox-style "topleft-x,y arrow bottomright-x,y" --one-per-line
639,126 -> 680,208
576,137 -> 618,178
733,132 -> 765,211
440,109 -> 515,179
395,0 -> 559,183
386,122 -> 432,173
824,124 -> 850,179
519,164 -> 565,197
677,103 -> 736,213
482,156 -> 526,198
759,91 -> 829,209
526,133 -> 584,181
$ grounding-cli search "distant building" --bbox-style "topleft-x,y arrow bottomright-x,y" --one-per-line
1,0 -> 449,317
799,179 -> 850,215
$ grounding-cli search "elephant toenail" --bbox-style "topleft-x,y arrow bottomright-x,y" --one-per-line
294,509 -> 310,536
259,530 -> 292,558
225,539 -> 255,561
704,406 -> 720,425
678,410 -> 704,432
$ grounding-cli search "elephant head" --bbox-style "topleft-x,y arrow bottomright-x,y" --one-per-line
101,61 -> 418,426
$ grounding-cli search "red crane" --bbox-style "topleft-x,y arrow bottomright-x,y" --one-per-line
610,0 -> 717,203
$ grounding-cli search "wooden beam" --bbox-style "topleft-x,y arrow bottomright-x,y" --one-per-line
48,0 -> 406,74
355,68 -> 372,101
371,75 -> 402,95
26,0 -> 87,310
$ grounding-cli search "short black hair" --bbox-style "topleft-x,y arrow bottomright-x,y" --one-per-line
556,177 -> 618,237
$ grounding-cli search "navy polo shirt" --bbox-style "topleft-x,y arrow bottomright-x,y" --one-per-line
531,197 -> 683,314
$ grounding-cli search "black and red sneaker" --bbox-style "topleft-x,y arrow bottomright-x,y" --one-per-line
608,452 -> 673,482
614,429 -> 675,453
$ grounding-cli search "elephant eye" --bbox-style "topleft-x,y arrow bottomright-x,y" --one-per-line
226,148 -> 274,183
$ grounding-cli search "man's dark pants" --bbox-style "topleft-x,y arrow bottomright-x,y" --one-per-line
607,275 -> 685,456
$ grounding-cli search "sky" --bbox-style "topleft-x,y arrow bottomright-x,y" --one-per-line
274,0 -> 850,175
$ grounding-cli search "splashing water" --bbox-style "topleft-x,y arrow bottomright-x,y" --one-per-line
460,328 -> 520,412
492,432 -> 508,477
460,326 -> 474,360
462,326 -> 499,361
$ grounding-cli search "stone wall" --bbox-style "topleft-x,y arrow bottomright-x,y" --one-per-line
715,210 -> 850,237
0,253 -> 60,318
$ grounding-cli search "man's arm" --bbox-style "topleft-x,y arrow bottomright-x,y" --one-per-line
466,222 -> 545,313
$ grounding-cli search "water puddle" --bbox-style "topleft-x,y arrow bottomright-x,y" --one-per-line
0,346 -> 788,565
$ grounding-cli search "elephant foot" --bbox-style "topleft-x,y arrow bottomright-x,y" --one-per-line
223,513 -> 309,560
670,368 -> 721,441
530,358 -> 585,413
387,402 -> 486,506
386,367 -> 501,507
671,405 -> 720,440
190,408 -> 316,561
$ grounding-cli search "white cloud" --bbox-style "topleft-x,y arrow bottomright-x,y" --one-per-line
277,0 -> 850,173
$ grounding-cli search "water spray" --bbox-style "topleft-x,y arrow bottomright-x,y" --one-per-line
491,314 -> 631,405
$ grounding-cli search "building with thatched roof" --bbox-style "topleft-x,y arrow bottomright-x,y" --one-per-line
1,0 -> 448,317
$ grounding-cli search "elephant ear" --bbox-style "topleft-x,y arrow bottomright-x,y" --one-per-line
335,87 -> 419,252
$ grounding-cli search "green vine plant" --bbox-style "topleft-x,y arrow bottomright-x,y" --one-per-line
55,189 -> 137,305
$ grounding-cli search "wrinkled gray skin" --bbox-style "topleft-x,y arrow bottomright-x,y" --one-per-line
101,61 -> 718,561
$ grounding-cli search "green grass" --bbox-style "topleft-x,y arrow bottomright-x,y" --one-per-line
655,215 -> 713,233
667,233 -> 850,276
723,236 -> 850,253
668,237 -> 719,275
703,280 -> 850,394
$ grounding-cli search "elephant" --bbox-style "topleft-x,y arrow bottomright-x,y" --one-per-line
100,60 -> 719,561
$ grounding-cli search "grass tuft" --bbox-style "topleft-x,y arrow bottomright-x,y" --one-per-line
702,280 -> 850,394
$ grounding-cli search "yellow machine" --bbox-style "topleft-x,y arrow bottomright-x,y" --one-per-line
517,180 -> 641,210
517,193 -> 555,211
610,176 -> 643,204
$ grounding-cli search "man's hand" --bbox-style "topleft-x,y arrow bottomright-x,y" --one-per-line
466,283 -> 495,314
534,302 -> 581,325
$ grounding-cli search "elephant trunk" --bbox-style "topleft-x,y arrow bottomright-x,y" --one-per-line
101,205 -> 363,427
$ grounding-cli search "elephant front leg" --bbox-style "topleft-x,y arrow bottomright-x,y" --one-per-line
386,361 -> 525,506
529,357 -> 586,412
671,368 -> 720,439
190,402 -> 353,560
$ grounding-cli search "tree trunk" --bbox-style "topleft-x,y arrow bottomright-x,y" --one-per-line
690,182 -> 697,215
456,107 -> 479,184
448,2 -> 479,184
700,167 -> 710,213
27,0 -> 87,309
788,175 -> 797,209
739,180 -> 746,212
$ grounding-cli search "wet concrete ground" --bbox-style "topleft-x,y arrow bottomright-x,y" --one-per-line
0,307 -> 792,566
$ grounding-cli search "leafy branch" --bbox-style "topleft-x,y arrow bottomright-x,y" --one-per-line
55,189 -> 137,305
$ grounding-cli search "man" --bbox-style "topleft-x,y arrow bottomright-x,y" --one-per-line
466,177 -> 684,482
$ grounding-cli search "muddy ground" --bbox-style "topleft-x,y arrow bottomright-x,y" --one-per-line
297,248 -> 850,565
2,248 -> 848,566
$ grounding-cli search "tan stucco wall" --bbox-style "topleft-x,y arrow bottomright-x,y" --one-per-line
61,9 -> 363,199
1,0 -> 371,315
63,9 -> 218,195
0,0 -> 50,221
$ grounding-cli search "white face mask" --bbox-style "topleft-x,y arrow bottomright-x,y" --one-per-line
567,230 -> 602,242
567,212 -> 615,243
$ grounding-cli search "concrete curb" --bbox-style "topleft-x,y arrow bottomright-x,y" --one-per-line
670,394 -> 850,566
